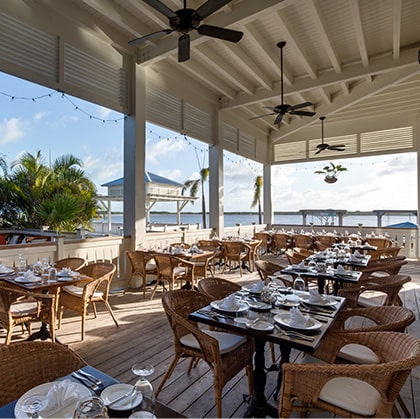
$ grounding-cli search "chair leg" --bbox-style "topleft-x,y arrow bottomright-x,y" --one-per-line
155,354 -> 181,397
81,307 -> 87,341
123,274 -> 134,294
396,394 -> 411,417
150,277 -> 162,300
103,301 -> 119,327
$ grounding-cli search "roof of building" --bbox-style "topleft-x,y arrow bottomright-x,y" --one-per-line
101,171 -> 184,188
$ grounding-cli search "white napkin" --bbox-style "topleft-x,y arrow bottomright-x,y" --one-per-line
349,253 -> 360,262
0,264 -> 10,273
354,250 -> 363,257
249,281 -> 264,293
289,307 -> 308,327
219,295 -> 240,310
41,380 -> 85,416
308,288 -> 324,304
336,265 -> 348,275
17,270 -> 39,282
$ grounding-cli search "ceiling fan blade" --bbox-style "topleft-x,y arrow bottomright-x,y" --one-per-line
330,144 -> 346,149
290,101 -> 313,111
315,148 -> 323,155
274,113 -> 284,125
197,25 -> 243,42
248,112 -> 275,121
195,0 -> 232,19
329,146 -> 346,151
142,0 -> 176,18
178,34 -> 190,62
290,110 -> 316,117
129,29 -> 173,46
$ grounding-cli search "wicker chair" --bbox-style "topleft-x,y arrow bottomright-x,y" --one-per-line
151,253 -> 195,299
58,262 -> 118,340
358,258 -> 407,282
125,250 -> 157,298
54,257 -> 87,271
364,236 -> 393,249
367,245 -> 404,261
197,239 -> 221,251
278,331 -> 420,418
191,250 -> 220,281
221,241 -> 251,277
254,260 -> 293,287
197,276 -> 241,300
291,234 -> 315,250
156,290 -> 254,418
338,274 -> 411,308
0,283 -> 57,344
0,341 -> 86,406
246,239 -> 262,272
253,232 -> 272,255
271,233 -> 292,255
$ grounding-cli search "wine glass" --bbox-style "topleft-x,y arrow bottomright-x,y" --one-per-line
293,275 -> 305,292
131,363 -> 155,415
20,394 -> 46,418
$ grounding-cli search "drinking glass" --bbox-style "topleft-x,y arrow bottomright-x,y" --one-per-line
293,275 -> 305,291
131,363 -> 155,415
17,253 -> 26,273
20,394 -> 46,418
73,396 -> 109,418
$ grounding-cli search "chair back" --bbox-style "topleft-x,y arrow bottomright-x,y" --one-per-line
126,250 -> 156,276
0,341 -> 86,405
292,234 -> 314,250
255,260 -> 286,282
197,277 -> 241,300
54,257 -> 86,271
197,239 -> 221,251
78,262 -> 116,300
153,253 -> 176,280
364,237 -> 393,248
271,233 -> 292,254
221,241 -> 249,258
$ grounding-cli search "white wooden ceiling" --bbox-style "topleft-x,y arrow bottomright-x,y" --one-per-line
1,0 -> 420,165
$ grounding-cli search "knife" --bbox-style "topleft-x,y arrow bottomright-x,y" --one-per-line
76,369 -> 103,387
72,372 -> 101,395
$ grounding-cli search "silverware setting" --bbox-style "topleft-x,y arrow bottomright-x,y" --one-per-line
71,372 -> 102,395
197,309 -> 233,320
76,369 -> 103,388
106,387 -> 136,407
274,324 -> 316,342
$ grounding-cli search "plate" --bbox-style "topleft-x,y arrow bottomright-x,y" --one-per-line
101,384 -> 142,411
247,301 -> 272,311
15,381 -> 91,418
246,319 -> 274,332
57,271 -> 78,277
14,276 -> 42,283
0,267 -> 14,274
273,313 -> 322,331
57,276 -> 75,282
210,300 -> 249,314
298,294 -> 337,307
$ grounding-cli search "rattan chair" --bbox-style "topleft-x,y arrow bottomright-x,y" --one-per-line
246,239 -> 262,272
278,331 -> 420,418
197,276 -> 241,300
0,283 -> 57,344
125,250 -> 157,298
156,290 -> 254,418
271,233 -> 292,255
0,341 -> 86,406
54,257 -> 87,271
58,261 -> 118,340
364,236 -> 393,249
253,232 -> 272,255
151,253 -> 195,299
254,260 -> 293,287
191,250 -> 220,281
292,234 -> 315,250
358,258 -> 407,282
221,241 -> 251,277
338,274 -> 411,308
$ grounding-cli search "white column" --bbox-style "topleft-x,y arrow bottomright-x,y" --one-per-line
263,164 -> 273,227
123,59 -> 147,248
209,110 -> 224,238
415,112 -> 420,259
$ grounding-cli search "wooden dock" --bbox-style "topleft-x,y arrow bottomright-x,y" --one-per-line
2,254 -> 420,418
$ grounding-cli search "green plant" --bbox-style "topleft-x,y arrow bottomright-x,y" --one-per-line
314,162 -> 348,183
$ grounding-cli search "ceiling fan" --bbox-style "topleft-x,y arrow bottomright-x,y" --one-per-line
315,116 -> 346,154
249,41 -> 316,125
129,0 -> 244,62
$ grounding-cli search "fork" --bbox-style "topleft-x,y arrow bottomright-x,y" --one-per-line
274,325 -> 315,342
76,369 -> 103,388
72,372 -> 101,395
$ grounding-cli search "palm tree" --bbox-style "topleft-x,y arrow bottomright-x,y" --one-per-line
183,167 -> 209,228
0,150 -> 100,231
251,175 -> 263,224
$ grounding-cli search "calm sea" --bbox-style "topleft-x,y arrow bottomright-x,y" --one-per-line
98,212 -> 418,228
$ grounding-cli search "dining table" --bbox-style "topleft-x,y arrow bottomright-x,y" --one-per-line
0,269 -> 92,341
189,288 -> 346,418
0,365 -> 185,418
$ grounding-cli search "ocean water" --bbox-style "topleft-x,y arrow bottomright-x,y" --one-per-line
97,212 -> 417,228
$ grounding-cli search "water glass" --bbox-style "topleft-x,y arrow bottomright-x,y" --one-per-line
131,363 -> 155,415
73,396 -> 109,418
17,254 -> 26,273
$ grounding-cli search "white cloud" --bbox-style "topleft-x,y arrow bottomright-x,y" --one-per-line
0,117 -> 26,144
33,111 -> 48,122
147,137 -> 186,164
96,106 -> 112,119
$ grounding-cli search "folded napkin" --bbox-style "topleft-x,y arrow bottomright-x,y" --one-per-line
349,253 -> 361,262
289,307 -> 308,327
17,270 -> 39,282
249,281 -> 264,293
354,250 -> 363,257
41,380 -> 85,416
0,264 -> 10,273
336,265 -> 348,275
219,295 -> 240,311
308,288 -> 324,304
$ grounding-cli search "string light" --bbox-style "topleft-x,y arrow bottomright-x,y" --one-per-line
0,88 -> 126,123
1,86 -> 411,175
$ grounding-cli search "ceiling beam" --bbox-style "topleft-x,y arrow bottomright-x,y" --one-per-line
225,46 -> 420,109
349,0 -> 369,67
393,0 -> 402,59
270,65 -> 420,143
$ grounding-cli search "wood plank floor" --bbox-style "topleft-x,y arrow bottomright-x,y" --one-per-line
3,254 -> 420,418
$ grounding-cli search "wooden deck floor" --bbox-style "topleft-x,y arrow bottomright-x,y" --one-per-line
3,255 -> 420,418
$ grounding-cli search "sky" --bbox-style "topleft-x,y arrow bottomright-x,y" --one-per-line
0,71 -> 417,214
